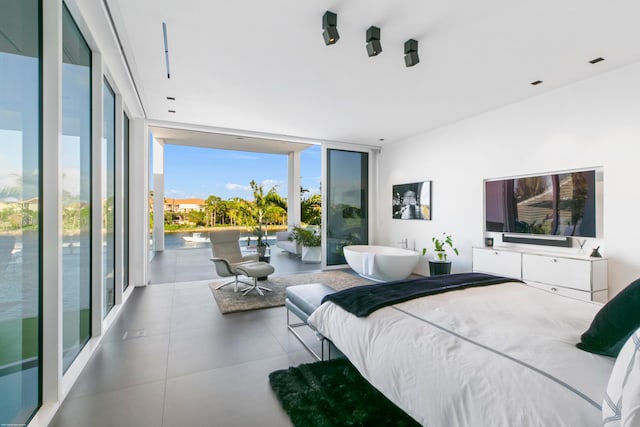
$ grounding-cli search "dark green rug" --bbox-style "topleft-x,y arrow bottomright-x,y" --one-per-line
269,358 -> 420,427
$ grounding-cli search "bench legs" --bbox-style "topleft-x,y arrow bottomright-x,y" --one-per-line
286,309 -> 331,361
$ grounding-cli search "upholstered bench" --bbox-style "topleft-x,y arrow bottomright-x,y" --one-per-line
235,262 -> 275,296
285,283 -> 336,360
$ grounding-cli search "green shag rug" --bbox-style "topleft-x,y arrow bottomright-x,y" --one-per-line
269,358 -> 420,427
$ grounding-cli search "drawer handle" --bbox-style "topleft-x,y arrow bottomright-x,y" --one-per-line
550,287 -> 558,292
551,259 -> 558,263
493,251 -> 498,255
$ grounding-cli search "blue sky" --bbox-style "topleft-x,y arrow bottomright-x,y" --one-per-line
160,143 -> 321,201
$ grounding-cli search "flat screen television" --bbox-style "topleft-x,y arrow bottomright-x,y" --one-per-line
485,169 -> 597,238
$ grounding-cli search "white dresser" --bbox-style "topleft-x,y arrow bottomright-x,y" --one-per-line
472,247 -> 608,303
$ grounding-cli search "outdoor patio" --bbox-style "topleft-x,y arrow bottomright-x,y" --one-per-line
150,246 -> 321,284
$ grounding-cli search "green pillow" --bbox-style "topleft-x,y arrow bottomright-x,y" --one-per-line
576,278 -> 640,357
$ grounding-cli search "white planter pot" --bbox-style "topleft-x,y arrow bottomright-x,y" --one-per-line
301,245 -> 321,263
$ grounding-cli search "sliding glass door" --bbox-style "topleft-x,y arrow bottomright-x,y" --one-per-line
62,5 -> 92,372
103,80 -> 116,315
123,113 -> 130,290
325,149 -> 369,266
0,0 -> 41,423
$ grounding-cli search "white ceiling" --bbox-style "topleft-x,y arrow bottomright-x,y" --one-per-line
107,0 -> 640,147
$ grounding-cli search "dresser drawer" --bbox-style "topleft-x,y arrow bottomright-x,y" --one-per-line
522,254 -> 591,291
472,248 -> 522,279
526,281 -> 593,302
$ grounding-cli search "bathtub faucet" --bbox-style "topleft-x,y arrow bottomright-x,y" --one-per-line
397,238 -> 408,249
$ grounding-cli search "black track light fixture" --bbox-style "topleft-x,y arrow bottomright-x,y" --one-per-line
404,39 -> 419,67
366,26 -> 382,57
322,11 -> 339,45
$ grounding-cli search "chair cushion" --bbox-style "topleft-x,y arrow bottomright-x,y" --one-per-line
209,230 -> 244,263
286,283 -> 336,317
235,262 -> 275,278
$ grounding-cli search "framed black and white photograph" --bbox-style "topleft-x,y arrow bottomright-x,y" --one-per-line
392,181 -> 431,220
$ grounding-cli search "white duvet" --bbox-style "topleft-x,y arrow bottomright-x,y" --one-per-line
308,281 -> 615,427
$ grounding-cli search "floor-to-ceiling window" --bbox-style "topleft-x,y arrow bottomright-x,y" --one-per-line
325,149 -> 369,266
62,5 -> 92,372
0,0 -> 41,423
103,80 -> 115,315
123,112 -> 129,290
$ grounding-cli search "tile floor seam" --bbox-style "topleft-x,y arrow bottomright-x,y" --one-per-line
161,284 -> 177,427
163,352 -> 293,383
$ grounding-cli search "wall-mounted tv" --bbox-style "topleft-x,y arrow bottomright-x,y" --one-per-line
485,169 -> 597,238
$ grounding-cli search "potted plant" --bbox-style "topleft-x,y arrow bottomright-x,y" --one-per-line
253,226 -> 269,257
249,180 -> 285,258
289,225 -> 321,263
422,233 -> 459,262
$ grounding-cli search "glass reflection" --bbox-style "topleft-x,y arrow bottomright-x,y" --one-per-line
62,5 -> 92,372
103,80 -> 115,315
326,149 -> 368,266
0,0 -> 41,423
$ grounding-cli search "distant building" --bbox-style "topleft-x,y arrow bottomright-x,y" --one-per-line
163,198 -> 206,224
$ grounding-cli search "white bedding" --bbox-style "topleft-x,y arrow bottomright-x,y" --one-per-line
308,281 -> 615,427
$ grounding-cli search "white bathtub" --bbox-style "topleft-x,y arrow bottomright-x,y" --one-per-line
343,245 -> 420,282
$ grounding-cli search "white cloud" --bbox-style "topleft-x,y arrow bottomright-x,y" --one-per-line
61,169 -> 81,196
226,183 -> 251,192
262,179 -> 282,189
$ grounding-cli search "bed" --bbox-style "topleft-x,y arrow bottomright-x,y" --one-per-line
308,276 -> 620,426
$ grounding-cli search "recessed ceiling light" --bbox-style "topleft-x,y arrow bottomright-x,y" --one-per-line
530,80 -> 543,86
379,138 -> 385,142
589,57 -> 604,64
168,110 -> 176,113
167,96 -> 175,100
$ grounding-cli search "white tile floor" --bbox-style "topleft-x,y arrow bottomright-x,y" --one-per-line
50,280 -> 324,427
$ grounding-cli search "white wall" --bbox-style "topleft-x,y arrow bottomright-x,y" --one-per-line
378,61 -> 640,297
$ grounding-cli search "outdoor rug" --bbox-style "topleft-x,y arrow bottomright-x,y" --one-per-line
269,358 -> 420,427
208,270 -> 373,314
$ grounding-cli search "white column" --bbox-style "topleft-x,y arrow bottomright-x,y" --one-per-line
41,0 -> 63,406
152,136 -> 165,250
129,118 -> 149,287
288,151 -> 301,228
91,53 -> 105,336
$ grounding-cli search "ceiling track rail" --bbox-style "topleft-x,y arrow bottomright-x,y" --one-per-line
162,22 -> 170,79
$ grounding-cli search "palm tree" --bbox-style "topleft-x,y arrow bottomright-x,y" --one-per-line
205,195 -> 222,226
249,180 -> 286,253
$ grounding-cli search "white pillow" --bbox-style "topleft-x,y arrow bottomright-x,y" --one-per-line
603,327 -> 640,427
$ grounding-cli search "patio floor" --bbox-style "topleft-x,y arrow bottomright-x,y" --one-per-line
150,246 -> 321,284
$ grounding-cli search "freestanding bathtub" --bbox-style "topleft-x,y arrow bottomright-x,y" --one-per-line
343,245 -> 420,282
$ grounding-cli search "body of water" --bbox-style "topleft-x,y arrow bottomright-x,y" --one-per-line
164,231 -> 278,250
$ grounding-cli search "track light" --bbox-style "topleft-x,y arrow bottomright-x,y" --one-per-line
404,39 -> 419,67
322,11 -> 339,45
366,26 -> 382,57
